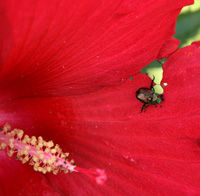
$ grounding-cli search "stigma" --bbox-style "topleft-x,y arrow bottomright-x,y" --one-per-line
0,123 -> 107,185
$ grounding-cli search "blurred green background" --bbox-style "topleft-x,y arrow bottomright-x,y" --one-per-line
139,0 -> 200,93
175,0 -> 200,47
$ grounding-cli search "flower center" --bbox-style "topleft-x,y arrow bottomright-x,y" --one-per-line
0,123 -> 107,185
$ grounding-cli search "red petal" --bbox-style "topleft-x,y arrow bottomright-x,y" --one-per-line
156,36 -> 181,59
0,1 -> 12,66
162,43 -> 200,119
191,40 -> 200,47
1,41 -> 200,195
0,0 -> 192,98
0,151 -> 60,195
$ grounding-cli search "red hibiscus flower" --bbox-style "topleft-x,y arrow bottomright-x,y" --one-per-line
1,0 -> 199,196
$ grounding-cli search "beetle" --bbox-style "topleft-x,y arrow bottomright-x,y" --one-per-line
136,76 -> 164,113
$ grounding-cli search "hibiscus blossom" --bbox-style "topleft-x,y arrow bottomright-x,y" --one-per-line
1,0 -> 199,196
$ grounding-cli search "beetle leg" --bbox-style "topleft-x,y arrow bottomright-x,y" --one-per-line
157,60 -> 163,65
160,94 -> 164,101
141,103 -> 146,113
141,103 -> 151,113
150,75 -> 155,89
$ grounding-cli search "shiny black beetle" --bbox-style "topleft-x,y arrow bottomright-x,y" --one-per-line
136,76 -> 164,113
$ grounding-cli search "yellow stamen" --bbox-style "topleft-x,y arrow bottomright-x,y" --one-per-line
0,123 -> 107,185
